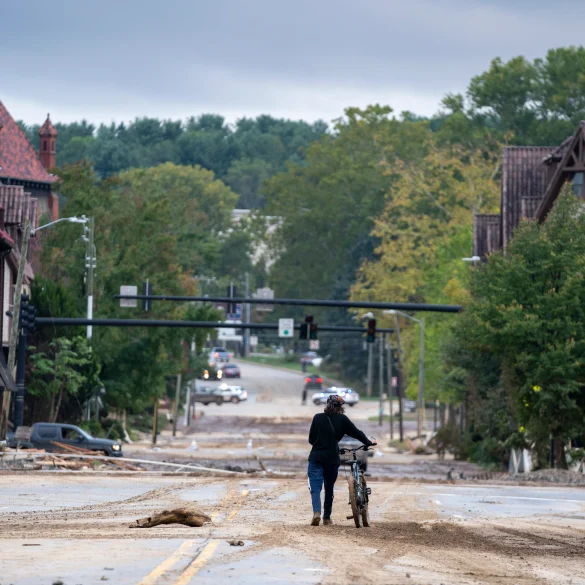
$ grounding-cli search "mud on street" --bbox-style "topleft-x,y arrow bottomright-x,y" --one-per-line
1,473 -> 585,585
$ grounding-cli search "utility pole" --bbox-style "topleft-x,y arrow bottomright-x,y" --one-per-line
244,272 -> 250,358
152,396 -> 159,445
85,217 -> 95,341
387,336 -> 394,440
172,373 -> 181,437
0,220 -> 31,439
418,317 -> 425,440
184,380 -> 192,428
378,334 -> 384,427
366,341 -> 373,398
393,314 -> 404,442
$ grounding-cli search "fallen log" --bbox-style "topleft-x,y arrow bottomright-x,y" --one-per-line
130,507 -> 211,528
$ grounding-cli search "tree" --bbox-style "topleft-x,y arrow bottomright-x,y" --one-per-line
457,188 -> 585,468
28,337 -> 99,422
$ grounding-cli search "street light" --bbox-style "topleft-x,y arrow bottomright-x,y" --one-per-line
386,309 -> 425,440
31,215 -> 88,236
32,215 -> 95,341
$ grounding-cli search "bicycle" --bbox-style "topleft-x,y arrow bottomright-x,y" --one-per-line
339,444 -> 373,528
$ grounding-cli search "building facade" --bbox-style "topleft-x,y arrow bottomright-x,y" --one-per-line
0,102 -> 56,348
473,122 -> 585,259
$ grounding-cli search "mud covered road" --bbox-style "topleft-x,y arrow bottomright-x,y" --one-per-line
1,473 -> 585,585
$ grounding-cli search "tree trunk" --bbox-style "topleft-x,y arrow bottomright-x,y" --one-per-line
52,388 -> 64,423
554,434 -> 568,469
48,393 -> 55,423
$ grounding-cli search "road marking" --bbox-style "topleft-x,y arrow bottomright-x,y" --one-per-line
137,540 -> 196,585
141,488 -> 250,585
226,489 -> 250,521
172,540 -> 220,585
394,491 -> 585,504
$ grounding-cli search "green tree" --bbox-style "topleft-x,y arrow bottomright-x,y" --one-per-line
457,188 -> 585,468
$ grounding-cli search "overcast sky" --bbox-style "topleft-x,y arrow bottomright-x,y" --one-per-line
2,0 -> 585,127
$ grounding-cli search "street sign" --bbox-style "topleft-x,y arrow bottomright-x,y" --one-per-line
279,318 -> 294,338
227,304 -> 242,320
254,287 -> 274,312
120,285 -> 137,307
309,339 -> 320,350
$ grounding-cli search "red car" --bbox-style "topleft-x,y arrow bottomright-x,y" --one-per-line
222,363 -> 241,378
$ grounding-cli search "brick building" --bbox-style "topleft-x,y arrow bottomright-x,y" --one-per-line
0,101 -> 58,348
473,122 -> 585,259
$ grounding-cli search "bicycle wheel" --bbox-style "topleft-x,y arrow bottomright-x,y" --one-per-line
360,474 -> 371,527
347,477 -> 362,528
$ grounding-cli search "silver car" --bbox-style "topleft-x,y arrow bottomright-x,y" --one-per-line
311,387 -> 360,407
214,383 -> 248,404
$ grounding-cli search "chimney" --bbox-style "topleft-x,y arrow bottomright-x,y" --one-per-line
39,113 -> 58,170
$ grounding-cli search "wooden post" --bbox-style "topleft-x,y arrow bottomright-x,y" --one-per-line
0,220 -> 31,440
172,373 -> 181,437
152,397 -> 159,445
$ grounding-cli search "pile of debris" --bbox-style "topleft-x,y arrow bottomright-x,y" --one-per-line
505,468 -> 585,485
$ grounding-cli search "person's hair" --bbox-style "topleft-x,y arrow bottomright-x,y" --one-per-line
324,403 -> 345,415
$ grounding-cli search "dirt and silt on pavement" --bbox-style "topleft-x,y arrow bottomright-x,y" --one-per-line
1,474 -> 585,584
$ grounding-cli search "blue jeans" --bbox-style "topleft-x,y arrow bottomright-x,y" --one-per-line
307,461 -> 339,519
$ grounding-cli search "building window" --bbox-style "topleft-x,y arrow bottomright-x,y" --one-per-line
43,140 -> 47,151
573,172 -> 584,199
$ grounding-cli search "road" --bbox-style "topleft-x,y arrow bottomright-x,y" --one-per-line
2,361 -> 585,584
1,474 -> 585,584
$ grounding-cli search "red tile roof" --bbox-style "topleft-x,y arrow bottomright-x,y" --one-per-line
0,101 -> 57,184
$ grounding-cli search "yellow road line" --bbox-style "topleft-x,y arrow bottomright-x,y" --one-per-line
137,540 -> 196,585
140,488 -> 250,585
226,489 -> 250,522
172,540 -> 220,585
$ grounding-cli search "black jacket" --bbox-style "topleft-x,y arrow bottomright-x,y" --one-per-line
308,413 -> 372,465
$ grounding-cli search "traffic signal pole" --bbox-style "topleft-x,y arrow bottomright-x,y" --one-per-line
13,329 -> 27,429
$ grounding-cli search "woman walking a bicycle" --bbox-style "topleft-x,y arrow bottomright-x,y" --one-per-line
307,394 -> 376,526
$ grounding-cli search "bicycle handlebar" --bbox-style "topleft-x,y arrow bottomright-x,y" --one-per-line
338,444 -> 376,455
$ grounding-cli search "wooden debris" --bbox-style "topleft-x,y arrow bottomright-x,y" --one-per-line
130,507 -> 211,528
53,442 -> 96,455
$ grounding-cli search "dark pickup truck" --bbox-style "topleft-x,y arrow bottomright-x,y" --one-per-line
8,423 -> 123,457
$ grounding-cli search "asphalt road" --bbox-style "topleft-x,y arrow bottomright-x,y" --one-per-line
1,474 -> 585,585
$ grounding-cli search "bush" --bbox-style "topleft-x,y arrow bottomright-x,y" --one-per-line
80,420 -> 105,438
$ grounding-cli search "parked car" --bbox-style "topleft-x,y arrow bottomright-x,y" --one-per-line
300,351 -> 323,368
214,383 -> 248,403
8,423 -> 123,457
222,363 -> 241,378
404,399 -> 417,412
209,346 -> 230,363
339,434 -> 373,471
304,374 -> 323,390
193,386 -> 224,405
312,387 -> 360,406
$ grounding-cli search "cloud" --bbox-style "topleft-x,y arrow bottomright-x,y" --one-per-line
2,0 -> 584,125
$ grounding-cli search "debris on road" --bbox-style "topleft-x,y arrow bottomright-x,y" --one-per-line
131,507 -> 211,528
227,539 -> 244,546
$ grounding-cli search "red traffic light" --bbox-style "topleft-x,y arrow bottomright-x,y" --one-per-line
305,314 -> 314,323
367,319 -> 376,334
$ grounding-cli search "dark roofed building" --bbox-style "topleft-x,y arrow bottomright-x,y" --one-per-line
473,123 -> 585,260
0,102 -> 59,222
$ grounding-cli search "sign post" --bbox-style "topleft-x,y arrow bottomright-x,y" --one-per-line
278,318 -> 294,338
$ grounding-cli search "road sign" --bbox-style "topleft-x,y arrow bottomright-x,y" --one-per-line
279,318 -> 294,338
250,335 -> 258,347
227,304 -> 242,320
254,287 -> 274,312
309,339 -> 320,350
120,285 -> 137,307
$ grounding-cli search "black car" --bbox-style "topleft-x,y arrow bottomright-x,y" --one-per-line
192,386 -> 224,405
303,374 -> 323,390
9,423 -> 123,457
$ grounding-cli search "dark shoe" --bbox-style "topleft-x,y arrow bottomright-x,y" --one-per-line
323,518 -> 333,525
311,512 -> 321,526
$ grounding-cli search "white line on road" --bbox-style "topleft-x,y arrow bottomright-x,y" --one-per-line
393,491 -> 585,504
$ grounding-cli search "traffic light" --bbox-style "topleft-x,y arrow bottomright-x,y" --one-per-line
366,318 -> 376,343
142,280 -> 152,312
19,294 -> 37,334
300,314 -> 314,340
309,322 -> 318,340
227,284 -> 237,314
